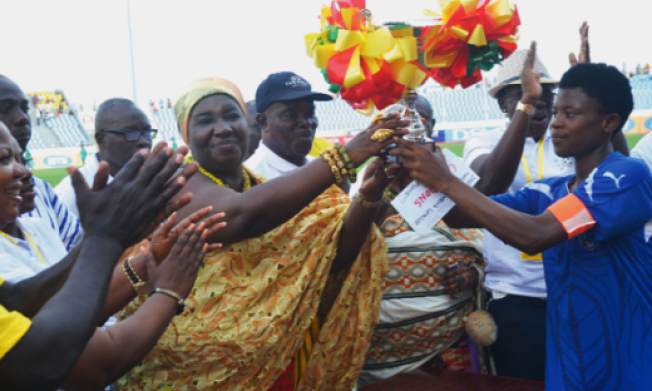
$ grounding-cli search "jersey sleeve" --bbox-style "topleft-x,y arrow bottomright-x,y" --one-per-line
489,182 -> 546,215
0,279 -> 32,360
549,158 -> 652,241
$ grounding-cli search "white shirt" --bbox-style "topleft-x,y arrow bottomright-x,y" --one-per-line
632,133 -> 652,172
55,153 -> 113,218
463,124 -> 575,298
0,217 -> 67,283
24,177 -> 82,251
245,142 -> 314,180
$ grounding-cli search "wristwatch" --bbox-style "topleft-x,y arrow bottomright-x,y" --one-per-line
516,101 -> 534,115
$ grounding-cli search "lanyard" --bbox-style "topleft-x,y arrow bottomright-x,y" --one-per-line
1,230 -> 45,264
521,137 -> 545,183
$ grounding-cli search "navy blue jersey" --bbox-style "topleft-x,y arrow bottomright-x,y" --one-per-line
491,152 -> 652,390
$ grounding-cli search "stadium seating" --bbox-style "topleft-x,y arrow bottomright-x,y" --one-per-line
26,130 -> 46,150
146,78 -> 652,142
45,115 -> 89,147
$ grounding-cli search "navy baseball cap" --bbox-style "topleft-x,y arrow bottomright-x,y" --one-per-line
256,72 -> 333,113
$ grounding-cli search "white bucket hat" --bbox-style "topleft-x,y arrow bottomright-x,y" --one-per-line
488,49 -> 559,98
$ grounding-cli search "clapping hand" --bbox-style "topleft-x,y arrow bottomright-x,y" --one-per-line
149,207 -> 226,264
520,42 -> 543,105
70,141 -> 198,248
569,22 -> 590,67
144,208 -> 227,299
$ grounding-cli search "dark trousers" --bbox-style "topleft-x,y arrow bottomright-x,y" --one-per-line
487,293 -> 546,382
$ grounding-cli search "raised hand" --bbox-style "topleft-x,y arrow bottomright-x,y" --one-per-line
70,141 -> 199,247
144,224 -> 213,299
359,157 -> 402,201
569,22 -> 590,67
344,114 -> 409,167
520,41 -> 543,105
149,207 -> 226,264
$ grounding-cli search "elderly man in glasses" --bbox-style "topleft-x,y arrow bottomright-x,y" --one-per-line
55,98 -> 157,218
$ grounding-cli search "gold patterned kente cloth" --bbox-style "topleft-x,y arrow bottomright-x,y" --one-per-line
118,186 -> 387,390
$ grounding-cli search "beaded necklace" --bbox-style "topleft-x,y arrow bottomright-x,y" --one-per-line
198,166 -> 252,192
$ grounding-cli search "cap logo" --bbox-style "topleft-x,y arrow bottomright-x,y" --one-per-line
286,76 -> 308,87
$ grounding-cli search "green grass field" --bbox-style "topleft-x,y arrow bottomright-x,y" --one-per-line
33,134 -> 647,188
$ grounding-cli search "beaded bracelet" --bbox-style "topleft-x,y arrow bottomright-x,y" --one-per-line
335,143 -> 356,183
122,258 -> 150,294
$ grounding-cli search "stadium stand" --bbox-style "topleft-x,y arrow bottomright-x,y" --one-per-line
147,76 -> 652,141
26,91 -> 89,148
45,115 -> 89,147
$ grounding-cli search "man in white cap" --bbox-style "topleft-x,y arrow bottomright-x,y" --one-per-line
462,24 -> 629,381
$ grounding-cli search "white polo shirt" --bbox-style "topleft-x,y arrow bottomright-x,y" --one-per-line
55,153 -> 113,218
245,142 -> 313,180
632,133 -> 652,172
0,217 -> 67,283
463,124 -> 575,298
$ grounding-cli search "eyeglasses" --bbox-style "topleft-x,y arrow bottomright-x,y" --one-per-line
502,91 -> 557,102
100,129 -> 158,141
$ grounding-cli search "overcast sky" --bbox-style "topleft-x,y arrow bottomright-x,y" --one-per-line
1,0 -> 650,110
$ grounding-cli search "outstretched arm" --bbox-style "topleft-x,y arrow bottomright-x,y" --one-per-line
0,245 -> 81,318
176,117 -> 409,245
471,42 -> 543,196
392,139 -> 568,255
62,221 -> 217,391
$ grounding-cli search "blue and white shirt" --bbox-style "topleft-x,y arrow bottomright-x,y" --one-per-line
23,177 -> 82,251
491,152 -> 652,390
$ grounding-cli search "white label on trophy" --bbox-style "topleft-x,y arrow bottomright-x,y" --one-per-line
391,149 -> 479,235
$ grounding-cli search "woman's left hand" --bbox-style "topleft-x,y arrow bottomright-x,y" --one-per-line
359,157 -> 402,202
442,265 -> 479,294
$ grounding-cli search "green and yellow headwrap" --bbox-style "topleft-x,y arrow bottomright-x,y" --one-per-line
175,77 -> 247,144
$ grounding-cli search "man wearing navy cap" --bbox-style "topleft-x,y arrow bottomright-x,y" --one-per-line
245,72 -> 334,181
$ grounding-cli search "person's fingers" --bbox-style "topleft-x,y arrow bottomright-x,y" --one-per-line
151,175 -> 188,212
533,71 -> 540,84
91,162 -> 110,192
203,221 -> 227,239
142,142 -> 167,168
195,243 -> 208,269
180,226 -> 202,258
206,243 -> 223,251
174,206 -> 213,234
523,41 -> 536,72
172,224 -> 194,257
155,212 -> 177,239
390,137 -> 419,151
569,53 -> 578,67
68,166 -> 92,202
113,149 -> 149,184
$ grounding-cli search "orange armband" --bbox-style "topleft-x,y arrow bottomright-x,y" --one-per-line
547,194 -> 595,238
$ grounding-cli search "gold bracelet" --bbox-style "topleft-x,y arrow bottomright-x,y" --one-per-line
355,193 -> 383,208
321,147 -> 346,184
516,101 -> 533,115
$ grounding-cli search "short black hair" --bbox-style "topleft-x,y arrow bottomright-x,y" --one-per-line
95,98 -> 136,131
559,63 -> 633,132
